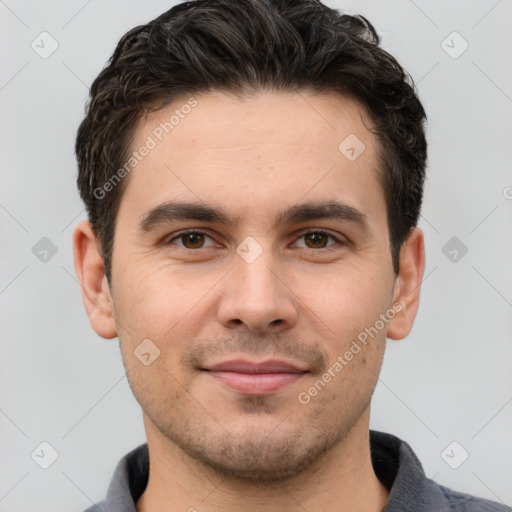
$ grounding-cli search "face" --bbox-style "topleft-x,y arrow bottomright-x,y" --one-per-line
76,90 -> 423,482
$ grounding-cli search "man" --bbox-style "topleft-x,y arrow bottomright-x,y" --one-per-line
72,1 -> 510,511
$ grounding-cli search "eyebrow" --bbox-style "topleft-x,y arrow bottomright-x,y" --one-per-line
138,200 -> 370,234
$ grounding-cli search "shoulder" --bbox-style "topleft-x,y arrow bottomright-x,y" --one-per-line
80,443 -> 149,512
369,430 -> 510,512
424,480 -> 512,512
82,501 -> 108,512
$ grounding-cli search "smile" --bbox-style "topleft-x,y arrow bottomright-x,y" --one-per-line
202,358 -> 309,395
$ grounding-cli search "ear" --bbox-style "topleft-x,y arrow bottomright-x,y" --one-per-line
387,227 -> 425,340
73,220 -> 117,339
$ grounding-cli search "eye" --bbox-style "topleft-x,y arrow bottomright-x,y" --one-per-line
167,230 -> 217,249
165,229 -> 344,251
293,229 -> 342,249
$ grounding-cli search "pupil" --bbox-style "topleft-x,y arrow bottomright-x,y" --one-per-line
186,233 -> 203,247
307,233 -> 326,248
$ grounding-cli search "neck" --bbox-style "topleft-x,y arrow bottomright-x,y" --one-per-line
136,410 -> 389,512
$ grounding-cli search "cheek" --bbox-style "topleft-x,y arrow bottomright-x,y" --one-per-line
112,262 -> 226,377
295,333 -> 385,433
113,263 -> 200,336
298,263 -> 392,334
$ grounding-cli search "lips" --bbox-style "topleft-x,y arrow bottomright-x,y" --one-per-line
202,358 -> 308,395
205,358 -> 307,374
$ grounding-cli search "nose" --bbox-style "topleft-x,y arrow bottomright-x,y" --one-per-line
217,248 -> 298,334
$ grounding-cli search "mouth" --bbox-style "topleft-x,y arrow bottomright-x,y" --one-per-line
201,358 -> 309,396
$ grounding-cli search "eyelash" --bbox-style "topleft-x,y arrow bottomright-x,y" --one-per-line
165,229 -> 345,250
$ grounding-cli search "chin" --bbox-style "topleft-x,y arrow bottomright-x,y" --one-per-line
162,417 -> 342,484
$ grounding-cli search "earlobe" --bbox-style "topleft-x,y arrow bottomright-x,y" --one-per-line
387,227 -> 425,340
72,220 -> 118,339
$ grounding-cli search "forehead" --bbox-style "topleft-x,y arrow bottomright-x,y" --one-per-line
135,90 -> 375,155
118,90 -> 386,230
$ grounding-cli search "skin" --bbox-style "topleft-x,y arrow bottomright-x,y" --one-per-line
73,90 -> 425,512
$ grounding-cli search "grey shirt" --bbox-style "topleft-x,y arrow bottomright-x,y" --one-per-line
84,430 -> 510,511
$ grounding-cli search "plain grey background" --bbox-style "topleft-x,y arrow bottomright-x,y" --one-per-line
1,1 -> 511,511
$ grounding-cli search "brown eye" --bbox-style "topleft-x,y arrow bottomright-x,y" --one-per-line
167,231 -> 215,249
304,232 -> 330,249
181,232 -> 205,249
294,230 -> 340,250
